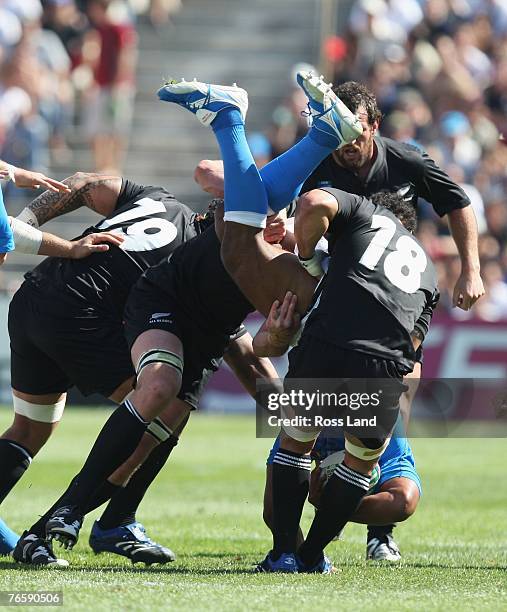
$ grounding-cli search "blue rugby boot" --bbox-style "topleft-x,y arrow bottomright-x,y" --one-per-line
255,550 -> 298,573
157,78 -> 248,126
297,70 -> 363,148
297,552 -> 334,574
89,520 -> 176,566
0,517 -> 19,555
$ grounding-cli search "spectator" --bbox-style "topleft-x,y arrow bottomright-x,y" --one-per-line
84,0 -> 138,173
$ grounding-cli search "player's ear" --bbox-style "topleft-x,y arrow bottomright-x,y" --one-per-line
370,119 -> 379,136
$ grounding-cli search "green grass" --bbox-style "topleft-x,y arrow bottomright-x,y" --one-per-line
0,408 -> 505,611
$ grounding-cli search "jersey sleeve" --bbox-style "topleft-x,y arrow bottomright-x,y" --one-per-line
413,149 -> 470,217
0,187 -> 14,253
324,189 -> 365,233
413,290 -> 440,342
115,179 -> 147,211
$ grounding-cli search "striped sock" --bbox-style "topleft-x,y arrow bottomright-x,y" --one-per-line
272,449 -> 311,558
57,401 -> 148,513
0,439 -> 32,505
298,463 -> 370,568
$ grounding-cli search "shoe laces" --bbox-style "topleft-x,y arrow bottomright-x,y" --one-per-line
301,98 -> 338,124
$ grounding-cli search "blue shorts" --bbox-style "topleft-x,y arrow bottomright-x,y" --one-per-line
266,432 -> 422,495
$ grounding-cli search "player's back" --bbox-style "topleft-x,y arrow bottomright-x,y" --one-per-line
143,223 -> 254,338
23,180 -> 202,318
306,190 -> 438,370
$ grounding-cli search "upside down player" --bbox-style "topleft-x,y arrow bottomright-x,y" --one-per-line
150,73 -> 438,573
2,172 -> 276,566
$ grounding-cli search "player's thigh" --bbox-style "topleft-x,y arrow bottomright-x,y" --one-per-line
6,390 -> 66,454
221,223 -> 317,317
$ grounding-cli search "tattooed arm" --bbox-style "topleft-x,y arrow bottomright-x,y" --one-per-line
21,172 -> 123,227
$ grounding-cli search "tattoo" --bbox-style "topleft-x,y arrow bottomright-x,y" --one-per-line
27,173 -> 119,226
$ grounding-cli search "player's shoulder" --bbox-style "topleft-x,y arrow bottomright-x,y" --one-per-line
115,180 -> 194,218
380,136 -> 426,170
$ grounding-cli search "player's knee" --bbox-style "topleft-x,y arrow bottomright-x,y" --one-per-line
392,486 -> 419,521
137,376 -> 179,413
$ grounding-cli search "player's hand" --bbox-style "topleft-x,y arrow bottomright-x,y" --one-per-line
70,232 -> 124,259
452,269 -> 485,310
266,291 -> 301,348
264,211 -> 287,244
194,159 -> 224,198
0,252 -> 7,265
11,167 -> 71,193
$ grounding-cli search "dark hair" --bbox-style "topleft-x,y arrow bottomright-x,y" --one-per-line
334,81 -> 382,126
370,192 -> 417,233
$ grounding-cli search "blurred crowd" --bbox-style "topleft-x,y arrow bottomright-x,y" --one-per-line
0,0 -> 180,181
259,0 -> 507,321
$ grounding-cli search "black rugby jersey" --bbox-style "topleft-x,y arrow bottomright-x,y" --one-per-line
143,224 -> 254,339
24,180 -> 203,317
301,135 -> 470,217
304,190 -> 439,370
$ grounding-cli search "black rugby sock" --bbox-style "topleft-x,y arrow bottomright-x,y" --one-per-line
271,449 -> 311,558
29,477 -> 120,538
0,439 -> 32,505
98,434 -> 179,530
367,524 -> 396,541
55,401 -> 149,513
298,464 -> 370,568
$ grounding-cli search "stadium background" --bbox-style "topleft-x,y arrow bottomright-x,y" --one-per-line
0,0 -> 506,411
0,2 -> 504,608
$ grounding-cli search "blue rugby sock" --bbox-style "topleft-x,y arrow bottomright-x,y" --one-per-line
260,134 -> 336,213
0,517 -> 19,555
212,109 -> 268,228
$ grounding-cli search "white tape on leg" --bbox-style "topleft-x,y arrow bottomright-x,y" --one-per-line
13,396 -> 66,423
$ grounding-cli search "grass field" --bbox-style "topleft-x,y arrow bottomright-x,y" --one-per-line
0,408 -> 505,611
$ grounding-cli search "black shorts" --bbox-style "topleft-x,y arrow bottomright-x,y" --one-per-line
286,334 -> 406,448
9,282 -> 134,397
123,273 -> 227,410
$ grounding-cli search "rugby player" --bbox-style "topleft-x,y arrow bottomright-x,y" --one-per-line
149,74 -> 438,573
264,423 -> 421,563
193,79 -> 481,556
1,172 -> 272,565
5,175 -> 281,566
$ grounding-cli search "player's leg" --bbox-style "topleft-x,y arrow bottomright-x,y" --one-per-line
0,391 -> 65,507
43,328 -> 185,547
157,74 -> 361,317
292,348 -> 403,572
88,407 -> 190,565
1,286 -> 70,510
362,477 -> 420,562
263,439 -> 305,551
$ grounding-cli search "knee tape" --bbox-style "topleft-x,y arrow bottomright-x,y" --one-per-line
136,349 -> 183,378
345,436 -> 390,461
13,395 -> 66,423
281,422 -> 320,443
